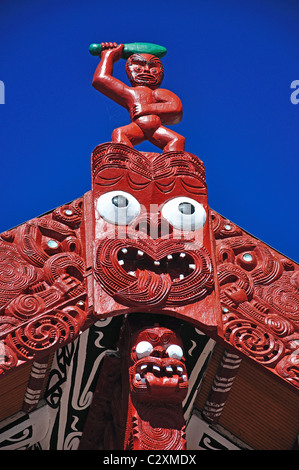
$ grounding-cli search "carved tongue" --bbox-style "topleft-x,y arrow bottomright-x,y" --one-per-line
116,269 -> 172,306
145,372 -> 179,396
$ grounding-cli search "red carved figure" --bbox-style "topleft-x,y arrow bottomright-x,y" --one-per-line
92,43 -> 184,152
129,324 -> 188,404
90,143 -> 219,330
119,314 -> 188,450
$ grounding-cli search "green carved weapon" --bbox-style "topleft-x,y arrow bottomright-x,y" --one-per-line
89,42 -> 167,59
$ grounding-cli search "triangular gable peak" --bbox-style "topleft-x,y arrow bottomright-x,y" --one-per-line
0,181 -> 297,393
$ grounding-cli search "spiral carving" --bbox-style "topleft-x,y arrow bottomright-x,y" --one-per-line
0,244 -> 37,307
264,314 -> 294,337
5,294 -> 45,321
5,305 -> 86,360
223,314 -> 285,366
261,283 -> 299,327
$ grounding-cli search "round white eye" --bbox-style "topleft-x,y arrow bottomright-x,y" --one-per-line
136,341 -> 154,359
166,344 -> 183,360
161,197 -> 206,231
96,190 -> 141,225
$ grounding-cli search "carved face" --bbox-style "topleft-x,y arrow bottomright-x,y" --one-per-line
129,325 -> 188,403
126,53 -> 164,89
91,144 -> 217,328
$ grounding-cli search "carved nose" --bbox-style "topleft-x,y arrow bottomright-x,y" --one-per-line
151,346 -> 168,358
134,214 -> 173,239
151,219 -> 173,239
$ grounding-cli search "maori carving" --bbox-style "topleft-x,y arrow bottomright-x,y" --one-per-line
22,357 -> 50,413
91,42 -> 184,152
0,198 -> 87,375
91,142 -> 218,330
212,211 -> 299,389
202,349 -> 242,423
119,314 -> 188,450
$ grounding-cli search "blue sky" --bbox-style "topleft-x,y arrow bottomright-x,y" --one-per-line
0,0 -> 298,261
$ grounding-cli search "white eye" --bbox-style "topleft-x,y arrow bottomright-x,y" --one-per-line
166,344 -> 183,360
136,341 -> 154,359
161,197 -> 206,231
96,190 -> 141,225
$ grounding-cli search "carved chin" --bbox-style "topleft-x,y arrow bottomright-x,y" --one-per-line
95,237 -> 214,307
130,357 -> 188,403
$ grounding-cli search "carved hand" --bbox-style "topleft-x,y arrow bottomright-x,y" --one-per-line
131,104 -> 144,119
100,42 -> 124,62
223,285 -> 248,305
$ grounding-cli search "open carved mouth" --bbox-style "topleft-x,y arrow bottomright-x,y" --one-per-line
95,237 -> 214,307
131,357 -> 188,401
134,362 -> 187,384
117,247 -> 196,282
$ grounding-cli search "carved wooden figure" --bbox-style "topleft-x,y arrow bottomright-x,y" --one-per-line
87,137 -> 219,449
119,314 -> 188,450
88,41 -> 220,447
91,42 -> 184,152
0,41 -> 297,452
90,143 -> 219,332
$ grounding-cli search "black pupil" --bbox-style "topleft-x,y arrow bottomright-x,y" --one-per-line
112,195 -> 129,208
178,202 -> 195,215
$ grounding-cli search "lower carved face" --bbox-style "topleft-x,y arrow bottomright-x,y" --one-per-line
95,231 -> 213,307
129,327 -> 188,403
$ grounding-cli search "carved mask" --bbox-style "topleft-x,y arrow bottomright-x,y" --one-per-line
90,143 -> 218,329
129,324 -> 188,403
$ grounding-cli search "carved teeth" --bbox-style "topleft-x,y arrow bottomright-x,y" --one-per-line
166,365 -> 173,373
179,274 -> 185,280
154,261 -> 160,266
118,259 -> 125,265
182,375 -> 187,382
180,253 -> 186,258
167,254 -> 173,260
153,365 -> 160,373
135,373 -> 141,381
177,366 -> 184,375
189,264 -> 195,270
137,250 -> 144,256
121,248 -> 128,254
128,271 -> 136,276
140,364 -> 147,371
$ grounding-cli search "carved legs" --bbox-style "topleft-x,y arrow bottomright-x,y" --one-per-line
111,123 -> 185,152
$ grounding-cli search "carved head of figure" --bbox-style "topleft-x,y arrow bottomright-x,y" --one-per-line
122,314 -> 188,403
126,53 -> 164,89
91,143 -> 218,330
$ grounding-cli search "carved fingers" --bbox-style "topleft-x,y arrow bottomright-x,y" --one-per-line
131,103 -> 143,119
100,42 -> 124,61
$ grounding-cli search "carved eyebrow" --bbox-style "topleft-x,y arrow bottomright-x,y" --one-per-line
148,58 -> 162,67
130,54 -> 147,65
